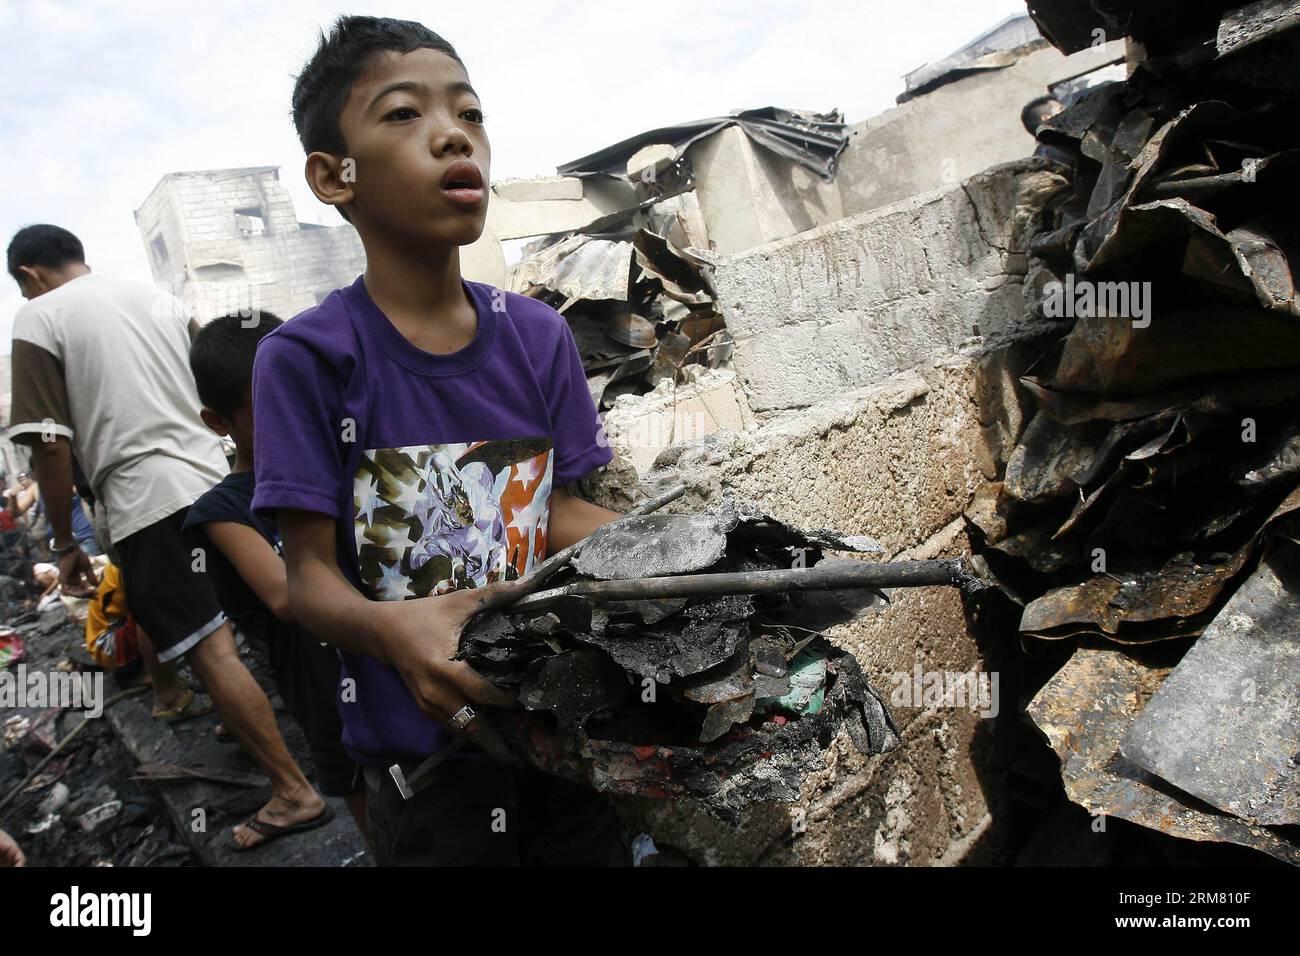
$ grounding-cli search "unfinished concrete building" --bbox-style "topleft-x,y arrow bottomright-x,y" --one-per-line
134,166 -> 368,324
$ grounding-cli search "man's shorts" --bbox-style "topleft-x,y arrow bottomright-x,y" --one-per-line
363,749 -> 633,867
115,507 -> 225,663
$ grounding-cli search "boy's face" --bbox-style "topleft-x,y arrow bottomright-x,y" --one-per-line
331,48 -> 490,246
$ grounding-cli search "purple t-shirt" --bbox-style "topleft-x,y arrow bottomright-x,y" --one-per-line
251,275 -> 612,765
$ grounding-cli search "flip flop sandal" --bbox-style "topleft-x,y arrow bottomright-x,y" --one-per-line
231,805 -> 336,852
152,689 -> 214,725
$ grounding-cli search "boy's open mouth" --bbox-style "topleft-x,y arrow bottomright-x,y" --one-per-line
440,160 -> 485,207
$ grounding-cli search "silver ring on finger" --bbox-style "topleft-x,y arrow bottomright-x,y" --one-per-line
450,704 -> 477,733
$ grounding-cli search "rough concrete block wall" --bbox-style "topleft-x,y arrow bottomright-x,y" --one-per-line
584,361 -> 1017,865
714,161 -> 1064,415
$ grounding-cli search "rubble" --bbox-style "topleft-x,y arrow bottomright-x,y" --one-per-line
978,0 -> 1300,862
508,108 -> 850,410
459,494 -> 903,821
0,581 -> 366,866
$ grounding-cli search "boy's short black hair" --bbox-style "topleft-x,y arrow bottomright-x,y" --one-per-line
1021,95 -> 1061,135
190,312 -> 284,419
7,225 -> 85,281
292,15 -> 462,158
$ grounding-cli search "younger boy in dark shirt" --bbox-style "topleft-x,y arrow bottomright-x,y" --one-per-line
184,312 -> 366,842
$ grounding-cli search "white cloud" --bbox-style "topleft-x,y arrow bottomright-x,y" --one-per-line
0,0 -> 1026,349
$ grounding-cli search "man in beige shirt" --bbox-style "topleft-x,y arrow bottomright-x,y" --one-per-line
6,224 -> 330,850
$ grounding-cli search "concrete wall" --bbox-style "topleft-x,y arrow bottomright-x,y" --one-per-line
837,40 -> 1125,220
688,126 -> 848,257
714,160 -> 1066,415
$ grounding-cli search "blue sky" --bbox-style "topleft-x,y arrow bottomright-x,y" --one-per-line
0,0 -> 1027,350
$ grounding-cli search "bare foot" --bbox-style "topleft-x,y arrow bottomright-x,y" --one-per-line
231,788 -> 327,850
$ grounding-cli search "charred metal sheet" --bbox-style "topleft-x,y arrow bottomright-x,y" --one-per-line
900,14 -> 1043,99
558,107 -> 850,184
509,235 -> 633,302
1029,1 -> 1244,56
1020,547 -> 1255,642
633,229 -> 711,305
680,646 -> 752,706
1026,646 -> 1300,864
1049,303 -> 1300,397
709,496 -> 885,555
700,695 -> 755,744
571,606 -> 750,684
1003,411 -> 1114,502
519,648 -> 631,726
1026,0 -> 1125,56
1122,542 -> 1300,825
605,310 -> 657,349
507,209 -> 721,406
1216,0 -> 1300,58
573,512 -> 732,579
1021,371 -> 1300,426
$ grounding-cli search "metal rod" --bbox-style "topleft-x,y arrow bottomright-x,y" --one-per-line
508,558 -> 968,613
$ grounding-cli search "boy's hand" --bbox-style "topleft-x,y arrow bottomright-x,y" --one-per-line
375,580 -> 523,725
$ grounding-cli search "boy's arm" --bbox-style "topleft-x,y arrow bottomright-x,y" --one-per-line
546,486 -> 621,554
278,509 -> 515,723
202,521 -> 294,624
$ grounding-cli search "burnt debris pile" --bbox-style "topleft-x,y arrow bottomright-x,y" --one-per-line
506,108 -> 850,409
460,496 -> 901,821
981,0 -> 1300,861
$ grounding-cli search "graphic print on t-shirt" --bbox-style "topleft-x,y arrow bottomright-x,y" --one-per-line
352,438 -> 553,600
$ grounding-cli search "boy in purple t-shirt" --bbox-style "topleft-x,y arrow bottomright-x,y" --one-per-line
252,15 -> 632,865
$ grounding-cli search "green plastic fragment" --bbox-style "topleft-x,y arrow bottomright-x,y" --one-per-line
757,650 -> 826,717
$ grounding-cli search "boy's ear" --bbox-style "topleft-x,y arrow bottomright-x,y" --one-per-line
305,152 -> 355,215
199,407 -> 231,437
